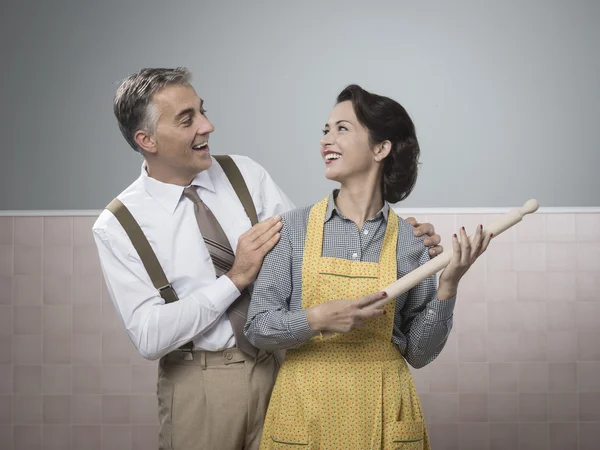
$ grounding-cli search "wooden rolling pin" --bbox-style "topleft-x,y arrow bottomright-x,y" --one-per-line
364,198 -> 540,311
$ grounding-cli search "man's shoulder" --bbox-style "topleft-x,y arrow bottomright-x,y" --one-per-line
213,154 -> 264,174
92,177 -> 144,235
209,154 -> 267,190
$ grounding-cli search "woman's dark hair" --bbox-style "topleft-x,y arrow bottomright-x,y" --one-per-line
336,84 -> 420,203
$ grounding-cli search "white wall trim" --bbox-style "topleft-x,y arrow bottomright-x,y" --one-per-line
0,210 -> 103,217
393,206 -> 600,215
1,207 -> 600,217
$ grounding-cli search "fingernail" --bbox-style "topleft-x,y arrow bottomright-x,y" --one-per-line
453,234 -> 457,238
381,291 -> 387,297
480,224 -> 483,230
491,233 -> 494,237
461,226 -> 465,231
430,249 -> 436,255
383,310 -> 387,315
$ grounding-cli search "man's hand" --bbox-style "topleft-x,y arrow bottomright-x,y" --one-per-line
226,216 -> 283,291
405,217 -> 443,257
306,291 -> 388,334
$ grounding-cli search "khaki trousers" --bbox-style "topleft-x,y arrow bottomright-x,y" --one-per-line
157,347 -> 280,450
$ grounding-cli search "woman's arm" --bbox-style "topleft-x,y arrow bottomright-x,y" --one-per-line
394,251 -> 457,369
395,224 -> 491,368
243,217 -> 317,350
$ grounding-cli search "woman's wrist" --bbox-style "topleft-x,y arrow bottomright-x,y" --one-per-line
306,305 -> 323,332
437,279 -> 458,300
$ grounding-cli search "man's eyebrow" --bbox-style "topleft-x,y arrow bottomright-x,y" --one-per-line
174,108 -> 194,119
175,100 -> 204,119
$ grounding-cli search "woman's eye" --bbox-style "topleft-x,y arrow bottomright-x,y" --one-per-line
322,129 -> 329,135
339,126 -> 348,132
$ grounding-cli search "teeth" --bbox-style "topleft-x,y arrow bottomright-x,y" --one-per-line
192,143 -> 208,150
325,153 -> 341,160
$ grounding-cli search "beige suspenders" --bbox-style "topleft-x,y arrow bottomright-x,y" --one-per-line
105,155 -> 259,351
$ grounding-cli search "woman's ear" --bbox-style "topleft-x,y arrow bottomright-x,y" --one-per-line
374,140 -> 392,162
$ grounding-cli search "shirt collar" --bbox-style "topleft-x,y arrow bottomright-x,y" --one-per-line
140,161 -> 216,215
324,189 -> 389,223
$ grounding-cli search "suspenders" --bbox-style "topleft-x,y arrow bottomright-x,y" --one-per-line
105,155 -> 259,351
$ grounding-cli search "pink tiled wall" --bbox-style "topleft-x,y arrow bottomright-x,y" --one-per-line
0,212 -> 599,450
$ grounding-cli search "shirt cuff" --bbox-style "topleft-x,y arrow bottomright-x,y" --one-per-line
424,295 -> 457,322
288,310 -> 318,343
201,275 -> 241,314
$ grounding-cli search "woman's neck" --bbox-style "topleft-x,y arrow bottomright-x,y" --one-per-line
335,181 -> 384,230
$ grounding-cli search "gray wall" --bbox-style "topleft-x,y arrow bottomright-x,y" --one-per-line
1,0 -> 598,210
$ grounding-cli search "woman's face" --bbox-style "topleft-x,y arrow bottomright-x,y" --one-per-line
320,101 -> 378,184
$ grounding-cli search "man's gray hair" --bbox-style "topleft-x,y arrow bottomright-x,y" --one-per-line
113,67 -> 192,152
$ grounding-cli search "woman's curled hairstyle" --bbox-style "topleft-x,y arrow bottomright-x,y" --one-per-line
336,84 -> 420,204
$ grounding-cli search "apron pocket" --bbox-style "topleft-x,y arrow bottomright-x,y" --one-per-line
386,420 -> 424,449
270,429 -> 309,447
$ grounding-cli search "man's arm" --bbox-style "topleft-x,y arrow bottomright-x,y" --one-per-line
94,214 -> 282,360
94,226 -> 240,360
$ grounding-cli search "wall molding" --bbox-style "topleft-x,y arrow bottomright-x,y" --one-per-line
1,207 -> 600,217
393,206 -> 600,215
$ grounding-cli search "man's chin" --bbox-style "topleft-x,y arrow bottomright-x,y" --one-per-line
194,156 -> 212,172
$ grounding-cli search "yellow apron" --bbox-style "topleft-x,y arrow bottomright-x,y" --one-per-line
260,196 -> 430,450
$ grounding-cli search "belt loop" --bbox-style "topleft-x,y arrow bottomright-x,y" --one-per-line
200,351 -> 207,370
181,348 -> 194,361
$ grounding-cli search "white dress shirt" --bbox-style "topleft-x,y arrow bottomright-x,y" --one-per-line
93,155 -> 295,360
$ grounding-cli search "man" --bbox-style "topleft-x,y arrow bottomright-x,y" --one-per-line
93,67 -> 443,450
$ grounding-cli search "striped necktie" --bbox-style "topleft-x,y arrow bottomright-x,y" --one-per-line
183,186 -> 258,357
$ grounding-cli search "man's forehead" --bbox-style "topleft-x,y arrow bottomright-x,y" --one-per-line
153,84 -> 201,111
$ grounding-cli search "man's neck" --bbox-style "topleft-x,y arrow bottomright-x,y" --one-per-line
145,162 -> 196,187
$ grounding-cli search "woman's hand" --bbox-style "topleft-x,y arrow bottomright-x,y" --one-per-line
306,291 -> 388,334
438,225 -> 492,299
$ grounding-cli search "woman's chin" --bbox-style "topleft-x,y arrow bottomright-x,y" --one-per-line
324,167 -> 342,182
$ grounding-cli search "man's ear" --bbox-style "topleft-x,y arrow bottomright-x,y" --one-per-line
134,130 -> 157,154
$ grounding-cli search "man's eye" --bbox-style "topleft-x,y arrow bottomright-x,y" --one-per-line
182,118 -> 192,126
200,109 -> 208,116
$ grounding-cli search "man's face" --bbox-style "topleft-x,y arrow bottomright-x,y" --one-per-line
148,84 -> 215,184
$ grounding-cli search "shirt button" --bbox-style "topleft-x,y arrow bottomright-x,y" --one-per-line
363,230 -> 369,235
226,353 -> 233,360
352,253 -> 358,259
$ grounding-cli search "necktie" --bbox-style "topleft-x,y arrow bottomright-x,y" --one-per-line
183,186 -> 258,358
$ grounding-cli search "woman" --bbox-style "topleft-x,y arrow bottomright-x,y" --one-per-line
244,85 -> 491,449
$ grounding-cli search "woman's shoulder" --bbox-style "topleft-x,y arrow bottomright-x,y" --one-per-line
392,211 -> 431,261
281,205 -> 312,233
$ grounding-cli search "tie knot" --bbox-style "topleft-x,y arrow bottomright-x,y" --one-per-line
183,186 -> 202,204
